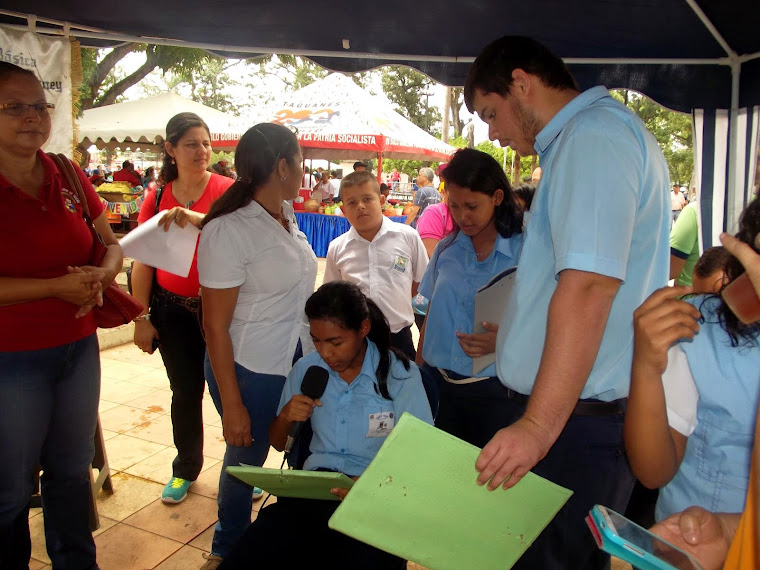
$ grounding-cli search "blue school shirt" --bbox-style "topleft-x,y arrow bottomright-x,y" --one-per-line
278,340 -> 433,476
656,296 -> 760,520
496,86 -> 670,401
419,230 -> 524,377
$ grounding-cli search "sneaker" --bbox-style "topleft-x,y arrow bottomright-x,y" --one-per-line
252,486 -> 264,501
200,553 -> 223,569
161,477 -> 194,504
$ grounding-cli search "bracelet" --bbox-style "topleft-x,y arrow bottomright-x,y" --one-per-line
133,314 -> 150,322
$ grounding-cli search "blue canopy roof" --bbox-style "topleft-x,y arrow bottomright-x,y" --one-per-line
2,0 -> 759,112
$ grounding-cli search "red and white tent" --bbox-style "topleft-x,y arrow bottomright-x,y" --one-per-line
215,73 -> 455,167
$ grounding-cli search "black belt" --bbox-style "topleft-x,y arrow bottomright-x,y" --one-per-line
154,284 -> 200,311
505,388 -> 625,417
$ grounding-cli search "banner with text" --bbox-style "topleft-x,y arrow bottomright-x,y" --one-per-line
0,26 -> 73,156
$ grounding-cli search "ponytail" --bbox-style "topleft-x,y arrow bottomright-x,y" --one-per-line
305,281 -> 409,401
201,123 -> 300,229
365,297 -> 410,400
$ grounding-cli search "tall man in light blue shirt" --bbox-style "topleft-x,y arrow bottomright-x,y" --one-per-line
464,36 -> 670,569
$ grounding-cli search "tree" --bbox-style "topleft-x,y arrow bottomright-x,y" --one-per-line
250,55 -> 327,91
78,45 -> 219,111
161,58 -> 242,114
380,67 -> 441,136
448,87 -> 465,138
611,90 -> 693,184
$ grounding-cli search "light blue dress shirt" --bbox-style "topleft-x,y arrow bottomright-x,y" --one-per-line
657,296 -> 760,520
278,340 -> 433,476
419,230 -> 524,377
496,86 -> 670,401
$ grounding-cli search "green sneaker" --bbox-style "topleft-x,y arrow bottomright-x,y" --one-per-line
252,486 -> 264,501
161,477 -> 194,504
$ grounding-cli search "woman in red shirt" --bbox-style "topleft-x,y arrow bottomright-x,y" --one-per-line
0,63 -> 123,568
131,112 -> 233,504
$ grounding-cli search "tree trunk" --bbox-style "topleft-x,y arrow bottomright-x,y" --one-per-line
93,58 -> 157,107
451,88 -> 464,138
80,44 -> 138,110
442,86 -> 451,143
512,151 -> 521,185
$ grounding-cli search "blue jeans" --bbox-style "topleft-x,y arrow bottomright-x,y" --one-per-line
0,334 -> 100,569
205,355 -> 286,558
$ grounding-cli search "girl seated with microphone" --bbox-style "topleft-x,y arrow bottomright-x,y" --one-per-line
219,281 -> 433,569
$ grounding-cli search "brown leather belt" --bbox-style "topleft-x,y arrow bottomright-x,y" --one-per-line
505,388 -> 625,416
154,284 -> 200,312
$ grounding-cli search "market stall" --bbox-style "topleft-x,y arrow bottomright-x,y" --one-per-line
295,212 -> 407,257
78,92 -> 242,152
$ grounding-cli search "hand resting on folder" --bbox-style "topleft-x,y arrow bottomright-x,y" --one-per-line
456,321 -> 499,357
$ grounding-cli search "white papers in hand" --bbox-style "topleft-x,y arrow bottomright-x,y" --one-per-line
119,213 -> 200,278
472,266 -> 517,375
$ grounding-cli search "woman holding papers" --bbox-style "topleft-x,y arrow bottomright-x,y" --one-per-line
0,62 -> 123,568
197,123 -> 318,567
218,281 -> 432,569
131,112 -> 233,505
416,148 -> 524,446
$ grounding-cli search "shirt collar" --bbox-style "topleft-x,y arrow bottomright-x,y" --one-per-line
0,150 -> 60,197
534,86 -> 610,156
451,229 -> 522,258
347,214 -> 398,243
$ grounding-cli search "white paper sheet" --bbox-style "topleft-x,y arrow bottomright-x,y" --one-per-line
472,266 -> 517,375
119,213 -> 200,278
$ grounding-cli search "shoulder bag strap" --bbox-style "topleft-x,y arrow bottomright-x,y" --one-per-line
47,152 -> 91,219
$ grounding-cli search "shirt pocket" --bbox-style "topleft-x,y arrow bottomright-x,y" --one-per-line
695,409 -> 753,498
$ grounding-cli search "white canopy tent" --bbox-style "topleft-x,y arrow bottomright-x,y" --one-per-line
77,92 -> 242,152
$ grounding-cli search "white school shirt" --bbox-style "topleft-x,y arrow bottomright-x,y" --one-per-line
198,200 -> 318,376
324,216 -> 428,333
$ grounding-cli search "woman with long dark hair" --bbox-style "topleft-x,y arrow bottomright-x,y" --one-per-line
197,123 -> 318,568
131,112 -> 234,504
218,281 -> 432,569
626,197 -> 760,522
416,148 -> 524,445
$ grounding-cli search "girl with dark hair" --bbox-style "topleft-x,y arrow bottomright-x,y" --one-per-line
218,281 -> 432,569
197,123 -> 317,568
0,62 -> 123,568
416,148 -> 523,446
626,198 -> 760,522
131,112 -> 233,505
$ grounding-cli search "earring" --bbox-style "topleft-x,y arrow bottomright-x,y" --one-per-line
281,177 -> 287,181
171,158 -> 175,165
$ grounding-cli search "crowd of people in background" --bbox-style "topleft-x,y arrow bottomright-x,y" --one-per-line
2,32 -> 759,570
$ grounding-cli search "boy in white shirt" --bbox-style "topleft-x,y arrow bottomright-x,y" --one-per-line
324,171 -> 428,359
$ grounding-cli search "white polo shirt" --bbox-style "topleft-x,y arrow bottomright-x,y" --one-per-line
324,216 -> 428,333
198,200 -> 318,376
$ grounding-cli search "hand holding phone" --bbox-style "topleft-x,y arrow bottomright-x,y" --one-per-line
586,505 -> 703,570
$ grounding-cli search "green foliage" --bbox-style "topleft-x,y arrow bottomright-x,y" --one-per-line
380,66 -> 441,136
210,150 -> 235,166
163,58 -> 240,114
79,44 -> 223,110
610,90 -> 693,184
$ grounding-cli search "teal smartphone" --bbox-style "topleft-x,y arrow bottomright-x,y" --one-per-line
586,505 -> 703,570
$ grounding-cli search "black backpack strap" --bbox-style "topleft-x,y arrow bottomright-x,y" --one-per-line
154,186 -> 164,214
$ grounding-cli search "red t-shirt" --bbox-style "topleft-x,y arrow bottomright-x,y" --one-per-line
112,168 -> 142,187
137,173 -> 233,297
0,151 -> 105,351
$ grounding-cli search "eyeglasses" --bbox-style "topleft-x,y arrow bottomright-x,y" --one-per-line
0,102 -> 55,117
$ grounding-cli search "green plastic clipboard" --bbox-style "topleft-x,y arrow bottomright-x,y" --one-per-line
328,413 -> 572,569
226,466 -> 354,501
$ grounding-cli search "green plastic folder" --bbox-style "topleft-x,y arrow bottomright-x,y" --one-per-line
328,413 -> 572,569
226,466 -> 354,501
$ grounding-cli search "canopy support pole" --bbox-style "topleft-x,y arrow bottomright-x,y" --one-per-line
377,153 -> 383,184
726,59 -> 741,233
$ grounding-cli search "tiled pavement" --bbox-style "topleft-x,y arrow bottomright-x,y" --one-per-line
29,343 -> 289,570
28,256 -> 629,569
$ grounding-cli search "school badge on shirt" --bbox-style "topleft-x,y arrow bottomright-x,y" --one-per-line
392,255 -> 409,274
366,411 -> 395,438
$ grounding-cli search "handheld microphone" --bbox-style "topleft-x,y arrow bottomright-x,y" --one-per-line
284,366 -> 329,458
